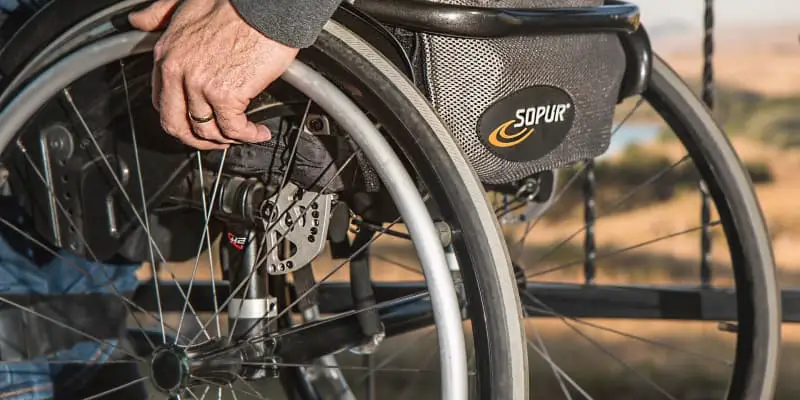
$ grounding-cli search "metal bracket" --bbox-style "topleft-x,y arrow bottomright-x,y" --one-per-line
264,182 -> 334,275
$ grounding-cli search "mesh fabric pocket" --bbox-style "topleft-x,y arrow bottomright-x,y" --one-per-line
416,0 -> 626,184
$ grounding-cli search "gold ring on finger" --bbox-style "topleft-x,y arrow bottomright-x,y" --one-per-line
188,110 -> 214,124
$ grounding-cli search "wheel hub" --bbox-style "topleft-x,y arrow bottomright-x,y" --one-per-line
150,346 -> 190,395
149,340 -> 248,395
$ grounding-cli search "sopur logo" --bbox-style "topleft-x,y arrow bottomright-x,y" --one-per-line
488,103 -> 573,148
478,86 -> 575,162
513,103 -> 572,129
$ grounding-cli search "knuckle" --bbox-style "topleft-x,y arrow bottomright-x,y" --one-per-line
159,121 -> 173,135
213,109 -> 238,125
203,84 -> 236,104
203,90 -> 228,105
222,129 -> 245,141
192,128 -> 213,140
160,119 -> 181,137
159,58 -> 182,76
153,41 -> 167,60
185,73 -> 207,90
214,118 -> 238,134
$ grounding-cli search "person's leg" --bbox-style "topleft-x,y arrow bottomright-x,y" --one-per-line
42,249 -> 145,398
0,227 -> 56,400
0,199 -> 145,399
54,355 -> 148,399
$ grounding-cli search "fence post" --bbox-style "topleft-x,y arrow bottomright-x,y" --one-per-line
583,159 -> 597,284
699,0 -> 714,288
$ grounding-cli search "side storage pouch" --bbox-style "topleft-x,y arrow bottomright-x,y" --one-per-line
417,0 -> 626,184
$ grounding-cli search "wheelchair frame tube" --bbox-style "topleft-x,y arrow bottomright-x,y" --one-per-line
352,0 -> 651,100
352,0 -> 641,37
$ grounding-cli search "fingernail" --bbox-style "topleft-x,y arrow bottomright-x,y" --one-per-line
258,125 -> 271,141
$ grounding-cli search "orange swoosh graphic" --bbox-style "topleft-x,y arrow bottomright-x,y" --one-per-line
488,120 -> 534,148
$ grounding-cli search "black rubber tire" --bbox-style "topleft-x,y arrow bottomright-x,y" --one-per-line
645,56 -> 780,400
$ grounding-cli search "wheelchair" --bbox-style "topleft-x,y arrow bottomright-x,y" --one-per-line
0,0 -> 780,398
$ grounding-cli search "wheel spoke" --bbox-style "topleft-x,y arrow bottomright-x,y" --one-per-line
120,59 -> 166,344
0,295 -> 144,361
62,87 -> 209,335
196,385 -> 211,400
185,388 -> 201,400
523,300 -> 731,366
191,376 -> 259,399
79,376 -> 148,400
524,291 -> 677,399
249,290 -> 430,349
526,220 -> 721,279
203,154 -> 226,339
397,350 -> 438,399
189,150 -> 362,344
234,375 -> 268,400
519,154 -> 691,275
228,385 -> 240,400
0,213 -> 192,341
61,88 -> 168,264
243,361 -> 462,374
509,97 -> 647,261
240,213 -> 422,343
226,100 -> 311,343
371,254 -> 423,276
277,100 -> 312,190
14,140 -> 159,350
0,359 -> 137,365
527,313 -> 574,400
604,155 -> 691,215
510,167 -> 585,261
525,338 -> 594,399
345,328 -> 439,393
175,150 -> 228,343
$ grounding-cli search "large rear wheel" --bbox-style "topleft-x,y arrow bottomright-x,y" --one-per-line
0,5 -> 526,400
492,55 -> 780,399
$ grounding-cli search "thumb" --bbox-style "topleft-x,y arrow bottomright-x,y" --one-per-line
128,0 -> 180,31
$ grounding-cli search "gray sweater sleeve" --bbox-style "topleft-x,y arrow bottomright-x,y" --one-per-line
230,0 -> 343,49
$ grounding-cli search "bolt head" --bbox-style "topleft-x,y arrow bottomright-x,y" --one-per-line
307,118 -> 324,132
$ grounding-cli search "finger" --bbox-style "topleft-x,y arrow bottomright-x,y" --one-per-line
212,102 -> 271,144
151,62 -> 161,111
157,59 -> 225,150
128,0 -> 180,31
173,133 -> 228,151
185,82 -> 236,144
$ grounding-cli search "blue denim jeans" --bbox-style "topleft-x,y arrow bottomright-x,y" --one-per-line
0,232 -> 140,399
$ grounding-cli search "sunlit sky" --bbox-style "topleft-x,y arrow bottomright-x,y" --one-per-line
635,0 -> 800,27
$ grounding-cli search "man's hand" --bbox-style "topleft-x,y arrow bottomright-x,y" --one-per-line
129,0 -> 299,150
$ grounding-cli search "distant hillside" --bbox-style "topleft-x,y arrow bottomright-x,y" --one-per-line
651,24 -> 800,96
